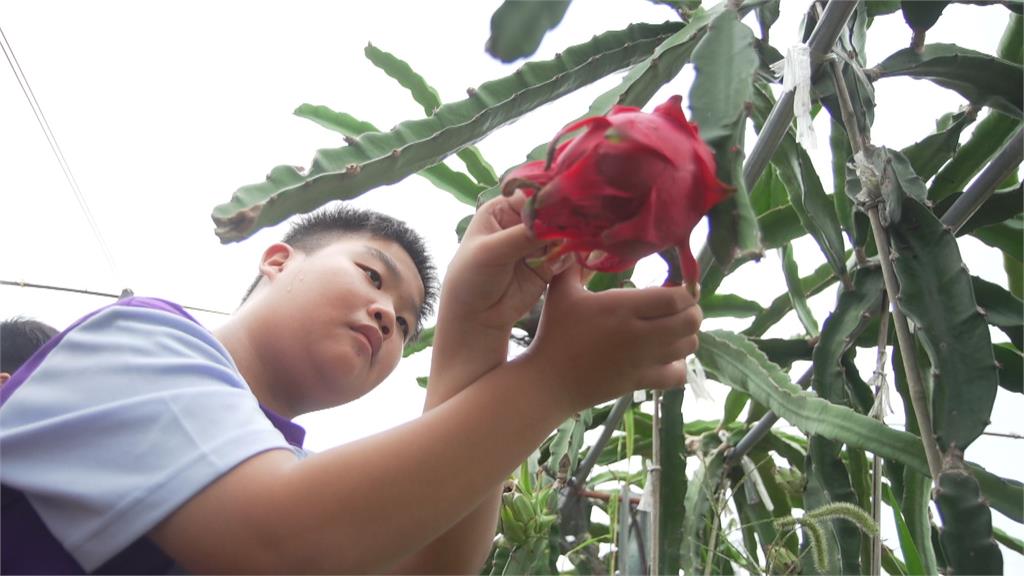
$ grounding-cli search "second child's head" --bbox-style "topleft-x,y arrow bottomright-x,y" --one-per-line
237,205 -> 437,415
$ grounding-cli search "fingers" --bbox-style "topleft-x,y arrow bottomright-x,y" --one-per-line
475,223 -> 549,265
640,359 -> 689,391
592,284 -> 698,321
545,260 -> 587,300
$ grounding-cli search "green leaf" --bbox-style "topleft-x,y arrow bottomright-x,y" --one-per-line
994,343 -> 1023,393
721,389 -> 748,426
416,376 -> 428,389
972,215 -> 1024,261
882,483 -> 926,576
593,4 -> 720,114
889,199 -> 999,451
294,105 -> 378,135
549,412 -> 590,481
831,118 -> 856,241
867,0 -> 902,17
363,44 -> 499,186
752,337 -> 814,368
928,110 -> 1022,202
520,4 -> 726,163
993,526 -> 1024,555
292,104 -> 484,205
972,275 -> 1024,349
364,43 -> 442,116
658,389 -> 687,575
1000,12 -> 1023,64
902,470 -> 940,575
871,43 -> 1023,118
782,243 -> 820,337
901,107 -> 979,183
969,462 -> 1024,523
690,7 -> 763,268
744,258 -> 840,337
754,0 -> 781,41
696,330 -> 932,476
805,437 -> 862,574
213,22 -> 682,242
699,293 -> 764,318
485,0 -> 571,63
689,8 -> 758,145
681,441 -> 725,575
1006,252 -> 1024,300
811,267 -> 884,404
402,325 -> 435,357
456,147 -> 499,187
758,203 -> 805,249
750,163 -> 786,215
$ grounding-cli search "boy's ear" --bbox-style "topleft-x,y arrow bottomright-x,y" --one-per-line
259,243 -> 297,281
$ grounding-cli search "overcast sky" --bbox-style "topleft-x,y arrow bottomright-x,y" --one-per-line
1,0 -> 1020,567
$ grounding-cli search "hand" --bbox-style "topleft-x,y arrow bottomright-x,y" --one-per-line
440,191 -> 572,333
523,264 -> 703,414
427,192 -> 572,408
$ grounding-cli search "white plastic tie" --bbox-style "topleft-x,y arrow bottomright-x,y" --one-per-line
781,44 -> 817,150
686,356 -> 713,402
868,370 -> 893,419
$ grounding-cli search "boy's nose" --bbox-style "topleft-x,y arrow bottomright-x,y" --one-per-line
371,307 -> 396,339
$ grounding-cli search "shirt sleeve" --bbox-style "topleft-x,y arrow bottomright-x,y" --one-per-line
0,304 -> 297,571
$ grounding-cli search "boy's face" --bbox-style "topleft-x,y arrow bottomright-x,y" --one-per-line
257,234 -> 425,414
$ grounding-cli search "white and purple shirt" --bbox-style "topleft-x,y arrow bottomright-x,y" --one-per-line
0,297 -> 304,574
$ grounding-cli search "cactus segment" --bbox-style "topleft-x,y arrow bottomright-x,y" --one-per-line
889,198 -> 1000,451
213,22 -> 683,242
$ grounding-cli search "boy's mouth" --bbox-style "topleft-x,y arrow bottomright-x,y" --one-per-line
351,324 -> 383,358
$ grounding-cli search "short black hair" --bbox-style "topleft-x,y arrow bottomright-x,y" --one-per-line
1,317 -> 59,375
241,204 -> 438,336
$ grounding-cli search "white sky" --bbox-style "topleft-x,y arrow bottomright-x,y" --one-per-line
1,0 -> 1020,570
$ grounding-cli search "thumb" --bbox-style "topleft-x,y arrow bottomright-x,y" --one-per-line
546,260 -> 586,301
478,223 -> 548,265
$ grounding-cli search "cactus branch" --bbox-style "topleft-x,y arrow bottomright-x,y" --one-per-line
725,366 -> 812,468
940,125 -> 1024,234
867,209 -> 943,479
566,395 -> 632,495
826,26 -> 944,481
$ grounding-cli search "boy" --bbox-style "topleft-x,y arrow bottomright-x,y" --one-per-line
0,191 -> 702,573
0,317 -> 58,386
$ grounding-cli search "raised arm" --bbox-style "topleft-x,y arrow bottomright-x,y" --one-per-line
149,266 -> 701,574
390,192 -> 570,572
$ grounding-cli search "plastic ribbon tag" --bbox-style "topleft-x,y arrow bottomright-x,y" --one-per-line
868,370 -> 893,419
780,44 -> 817,149
686,356 -> 713,402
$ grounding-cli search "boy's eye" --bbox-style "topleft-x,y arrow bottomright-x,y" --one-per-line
361,266 -> 383,289
397,317 -> 410,340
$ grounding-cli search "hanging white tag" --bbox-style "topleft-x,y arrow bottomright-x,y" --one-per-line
781,44 -> 817,150
869,370 -> 893,419
686,356 -> 713,402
